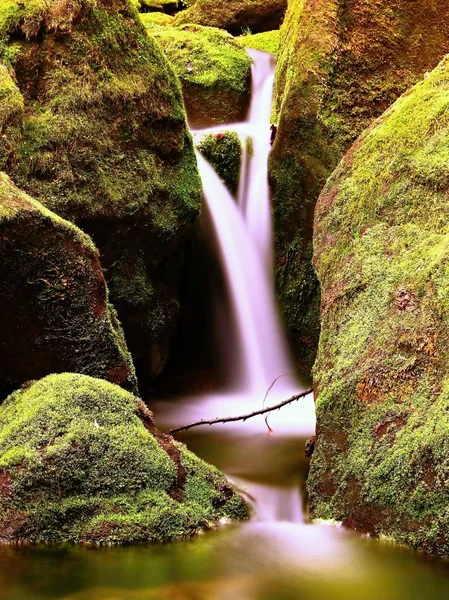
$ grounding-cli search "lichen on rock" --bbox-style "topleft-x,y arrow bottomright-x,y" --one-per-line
0,172 -> 137,398
309,55 -> 449,557
0,373 -> 248,544
0,0 -> 202,384
270,0 -> 449,373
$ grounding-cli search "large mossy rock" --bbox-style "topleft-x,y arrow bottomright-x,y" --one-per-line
309,56 -> 449,557
0,0 -> 202,384
148,23 -> 251,128
0,373 -> 248,544
270,0 -> 449,372
0,172 -> 137,398
174,0 -> 287,35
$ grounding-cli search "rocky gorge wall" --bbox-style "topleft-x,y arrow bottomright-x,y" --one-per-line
270,0 -> 449,371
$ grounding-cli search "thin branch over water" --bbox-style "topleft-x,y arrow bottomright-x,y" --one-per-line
165,388 -> 314,436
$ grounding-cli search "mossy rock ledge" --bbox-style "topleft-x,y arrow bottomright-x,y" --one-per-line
309,55 -> 449,558
269,0 -> 449,373
0,0 -> 202,384
0,373 -> 248,544
195,130 -> 242,195
0,172 -> 137,399
174,0 -> 287,35
149,23 -> 251,128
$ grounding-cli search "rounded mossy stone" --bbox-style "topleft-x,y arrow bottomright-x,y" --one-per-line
309,55 -> 449,557
0,0 -> 202,383
236,30 -> 279,56
174,0 -> 287,36
269,0 -> 449,374
150,24 -> 251,128
0,173 -> 137,398
196,131 -> 242,195
0,373 -> 249,544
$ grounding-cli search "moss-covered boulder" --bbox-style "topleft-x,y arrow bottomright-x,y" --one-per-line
0,173 -> 137,398
0,373 -> 248,544
270,0 -> 449,372
149,23 -> 251,128
309,56 -> 449,557
174,0 -> 287,35
196,131 -> 242,194
0,0 -> 202,384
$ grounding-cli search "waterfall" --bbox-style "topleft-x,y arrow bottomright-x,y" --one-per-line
178,50 -> 316,436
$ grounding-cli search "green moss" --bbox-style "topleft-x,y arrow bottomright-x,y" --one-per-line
0,172 -> 137,396
0,373 -> 249,545
139,11 -> 173,26
196,131 -> 242,194
174,0 -> 287,36
309,55 -> 449,557
236,30 -> 279,56
0,0 -> 203,382
149,23 -> 251,127
270,0 -> 449,373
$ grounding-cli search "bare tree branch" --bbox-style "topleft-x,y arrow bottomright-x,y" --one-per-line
165,388 -> 313,436
262,373 -> 290,433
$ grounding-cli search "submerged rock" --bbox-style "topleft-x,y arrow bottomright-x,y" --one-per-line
174,0 -> 287,35
309,56 -> 449,557
0,173 -> 136,398
270,0 -> 449,372
0,373 -> 248,544
0,0 -> 202,384
149,23 -> 251,128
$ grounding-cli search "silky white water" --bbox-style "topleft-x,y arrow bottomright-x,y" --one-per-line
183,50 -> 315,437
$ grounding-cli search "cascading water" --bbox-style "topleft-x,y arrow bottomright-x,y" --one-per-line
186,49 -> 315,436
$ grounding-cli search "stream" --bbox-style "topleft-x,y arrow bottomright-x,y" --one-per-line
0,50 -> 449,599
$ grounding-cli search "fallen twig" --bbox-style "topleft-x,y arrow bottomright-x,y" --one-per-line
165,388 -> 313,436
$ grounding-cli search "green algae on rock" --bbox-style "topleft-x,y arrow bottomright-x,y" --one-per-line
174,0 -> 287,35
0,0 -> 202,384
149,23 -> 251,128
0,373 -> 248,544
270,0 -> 449,373
196,131 -> 242,195
0,173 -> 137,398
309,55 -> 449,558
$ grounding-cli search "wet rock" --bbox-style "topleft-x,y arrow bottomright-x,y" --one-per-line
309,55 -> 449,558
0,373 -> 248,544
0,173 -> 137,398
269,0 -> 449,373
